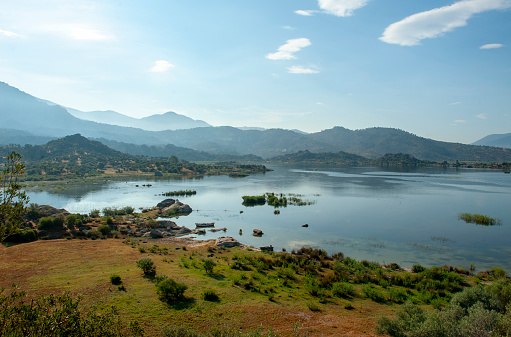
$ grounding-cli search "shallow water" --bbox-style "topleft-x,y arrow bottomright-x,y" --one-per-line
28,165 -> 511,272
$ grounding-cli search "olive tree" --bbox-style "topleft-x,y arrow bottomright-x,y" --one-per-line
0,151 -> 29,242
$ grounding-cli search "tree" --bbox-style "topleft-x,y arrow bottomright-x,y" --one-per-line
0,151 -> 29,242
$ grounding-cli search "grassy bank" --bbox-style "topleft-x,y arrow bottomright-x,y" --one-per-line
2,236 -> 500,336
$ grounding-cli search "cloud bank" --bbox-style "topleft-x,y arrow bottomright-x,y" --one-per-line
266,38 -> 311,60
380,0 -> 511,46
318,0 -> 369,17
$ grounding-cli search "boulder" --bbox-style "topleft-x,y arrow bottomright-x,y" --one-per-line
253,229 -> 264,236
161,201 -> 193,216
156,199 -> 176,209
216,236 -> 241,247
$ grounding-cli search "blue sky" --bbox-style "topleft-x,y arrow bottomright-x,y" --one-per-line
0,0 -> 510,143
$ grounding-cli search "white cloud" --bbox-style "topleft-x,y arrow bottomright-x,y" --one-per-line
380,0 -> 511,46
449,102 -> 462,105
44,24 -> 115,41
282,25 -> 295,30
318,0 -> 369,17
476,113 -> 488,119
480,43 -> 504,49
150,60 -> 175,72
266,38 -> 311,60
0,29 -> 22,38
295,10 -> 317,16
287,66 -> 320,74
453,120 -> 467,124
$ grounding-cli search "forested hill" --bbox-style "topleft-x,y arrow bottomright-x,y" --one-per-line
0,134 -> 130,162
268,150 -> 371,166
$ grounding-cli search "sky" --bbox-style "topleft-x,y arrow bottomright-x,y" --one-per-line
0,0 -> 510,144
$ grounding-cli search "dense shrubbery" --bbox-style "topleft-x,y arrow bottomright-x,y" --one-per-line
377,280 -> 511,337
3,228 -> 37,243
37,216 -> 64,230
0,287 -> 143,336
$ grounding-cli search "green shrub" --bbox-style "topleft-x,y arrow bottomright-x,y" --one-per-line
412,264 -> 426,273
202,289 -> 219,301
156,278 -> 187,303
202,258 -> 216,274
106,216 -> 114,225
65,214 -> 83,228
4,228 -> 38,243
90,209 -> 100,218
136,257 -> 156,276
110,274 -> 122,285
0,287 -> 143,336
332,282 -> 355,298
306,301 -> 321,312
98,224 -> 112,236
37,216 -> 64,230
362,285 -> 386,303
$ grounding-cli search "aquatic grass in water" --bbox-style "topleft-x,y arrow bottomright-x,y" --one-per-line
458,213 -> 502,226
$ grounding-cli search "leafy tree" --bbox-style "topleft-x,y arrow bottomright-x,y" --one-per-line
0,151 -> 29,242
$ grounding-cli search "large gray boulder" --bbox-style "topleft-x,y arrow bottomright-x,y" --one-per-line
216,236 -> 241,247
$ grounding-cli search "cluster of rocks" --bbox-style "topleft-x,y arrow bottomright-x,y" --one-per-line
126,220 -> 192,238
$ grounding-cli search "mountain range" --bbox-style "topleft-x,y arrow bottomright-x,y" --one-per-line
472,133 -> 511,149
1,81 -> 510,162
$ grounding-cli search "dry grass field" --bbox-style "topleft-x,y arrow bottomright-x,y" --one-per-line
0,238 -> 400,336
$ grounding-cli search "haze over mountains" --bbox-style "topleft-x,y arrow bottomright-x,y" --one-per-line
1,81 -> 510,162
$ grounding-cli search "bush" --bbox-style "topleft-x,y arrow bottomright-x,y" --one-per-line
0,287 -> 143,336
412,264 -> 426,273
202,289 -> 219,301
156,278 -> 187,303
110,274 -> 122,285
136,257 -> 156,276
98,224 -> 112,236
65,214 -> 83,228
362,285 -> 386,303
4,228 -> 38,243
332,282 -> 356,298
37,216 -> 64,230
202,259 -> 216,274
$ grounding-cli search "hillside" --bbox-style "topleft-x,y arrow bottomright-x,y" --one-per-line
0,134 -> 269,180
2,81 -> 511,162
96,138 -> 263,162
269,150 -> 372,166
472,133 -> 511,149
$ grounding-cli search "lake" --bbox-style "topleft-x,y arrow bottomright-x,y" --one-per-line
28,165 -> 511,272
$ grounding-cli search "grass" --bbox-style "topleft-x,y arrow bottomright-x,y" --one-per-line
0,238 -> 487,336
458,212 -> 502,226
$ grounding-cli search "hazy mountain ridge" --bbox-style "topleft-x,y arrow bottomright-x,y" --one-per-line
67,108 -> 211,131
472,133 -> 511,149
1,81 -> 511,162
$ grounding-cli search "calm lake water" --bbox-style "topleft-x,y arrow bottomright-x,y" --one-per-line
28,165 -> 511,272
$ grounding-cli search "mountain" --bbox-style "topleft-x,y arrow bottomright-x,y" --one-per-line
66,107 -> 210,131
472,133 -> 511,149
2,81 -> 511,162
0,134 -> 131,164
308,127 -> 511,162
96,138 -> 263,162
0,129 -> 54,146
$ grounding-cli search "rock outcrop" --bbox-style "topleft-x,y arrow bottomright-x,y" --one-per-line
216,236 -> 241,247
